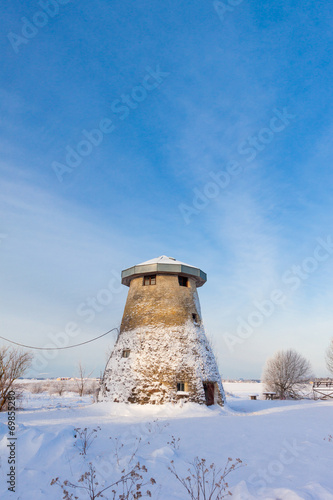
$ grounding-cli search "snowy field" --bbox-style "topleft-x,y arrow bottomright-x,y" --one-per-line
1,382 -> 333,499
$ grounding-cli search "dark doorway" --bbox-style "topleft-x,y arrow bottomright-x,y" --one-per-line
203,382 -> 215,406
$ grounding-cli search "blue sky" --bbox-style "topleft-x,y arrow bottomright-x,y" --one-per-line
1,0 -> 333,378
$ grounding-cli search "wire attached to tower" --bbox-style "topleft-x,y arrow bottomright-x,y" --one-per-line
0,327 -> 119,350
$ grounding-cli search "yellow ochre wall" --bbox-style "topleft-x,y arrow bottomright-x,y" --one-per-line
120,274 -> 201,331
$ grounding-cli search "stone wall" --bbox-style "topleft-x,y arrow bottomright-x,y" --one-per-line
99,324 -> 224,405
98,273 -> 225,406
120,274 -> 201,330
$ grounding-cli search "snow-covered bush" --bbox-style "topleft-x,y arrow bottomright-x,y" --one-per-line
30,382 -> 46,394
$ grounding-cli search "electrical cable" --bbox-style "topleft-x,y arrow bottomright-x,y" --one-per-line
0,327 -> 119,350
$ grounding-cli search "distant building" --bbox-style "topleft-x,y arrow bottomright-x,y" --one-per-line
98,256 -> 225,405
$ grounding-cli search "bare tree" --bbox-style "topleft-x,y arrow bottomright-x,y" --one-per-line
104,329 -> 120,364
105,344 -> 114,364
75,362 -> 93,397
325,338 -> 333,374
262,349 -> 313,399
0,346 -> 33,411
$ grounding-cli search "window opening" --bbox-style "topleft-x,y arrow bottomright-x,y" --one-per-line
143,275 -> 156,285
178,276 -> 188,287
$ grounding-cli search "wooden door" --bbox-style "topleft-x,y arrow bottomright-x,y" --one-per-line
203,382 -> 215,406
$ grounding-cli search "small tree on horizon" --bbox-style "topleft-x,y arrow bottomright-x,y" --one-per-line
75,361 -> 93,397
325,338 -> 333,375
0,346 -> 33,411
262,349 -> 313,399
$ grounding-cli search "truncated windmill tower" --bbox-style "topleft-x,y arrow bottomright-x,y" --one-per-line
98,256 -> 225,406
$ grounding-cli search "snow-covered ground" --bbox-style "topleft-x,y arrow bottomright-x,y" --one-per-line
1,382 -> 333,499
